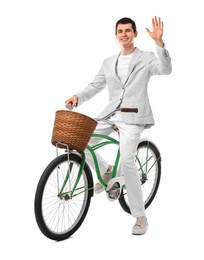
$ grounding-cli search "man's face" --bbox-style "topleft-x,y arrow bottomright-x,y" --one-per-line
116,23 -> 137,47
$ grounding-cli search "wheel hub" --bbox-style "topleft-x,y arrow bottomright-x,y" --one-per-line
58,193 -> 70,201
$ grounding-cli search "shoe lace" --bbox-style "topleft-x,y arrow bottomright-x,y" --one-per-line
135,217 -> 146,228
135,219 -> 142,227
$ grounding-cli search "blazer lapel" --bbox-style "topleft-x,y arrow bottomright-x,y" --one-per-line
112,53 -> 123,86
112,48 -> 142,86
124,48 -> 142,85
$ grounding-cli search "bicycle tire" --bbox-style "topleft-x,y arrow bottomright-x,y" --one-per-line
34,153 -> 93,241
118,140 -> 161,214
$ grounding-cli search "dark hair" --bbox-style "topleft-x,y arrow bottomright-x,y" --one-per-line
115,17 -> 137,34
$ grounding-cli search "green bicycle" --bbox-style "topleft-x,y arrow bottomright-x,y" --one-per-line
34,111 -> 161,241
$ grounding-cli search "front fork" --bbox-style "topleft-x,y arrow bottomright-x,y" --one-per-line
56,142 -> 87,199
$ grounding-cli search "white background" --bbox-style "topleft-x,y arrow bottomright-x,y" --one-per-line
1,0 -> 204,259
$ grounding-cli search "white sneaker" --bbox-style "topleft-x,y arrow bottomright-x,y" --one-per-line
94,167 -> 112,194
132,216 -> 148,235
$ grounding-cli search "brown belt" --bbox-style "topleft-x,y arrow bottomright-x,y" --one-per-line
120,108 -> 138,113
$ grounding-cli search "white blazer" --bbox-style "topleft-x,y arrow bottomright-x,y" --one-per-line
76,45 -> 172,128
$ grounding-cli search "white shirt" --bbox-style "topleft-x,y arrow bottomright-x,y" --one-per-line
116,52 -> 133,84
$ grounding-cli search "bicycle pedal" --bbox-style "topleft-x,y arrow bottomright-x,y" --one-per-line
106,186 -> 121,202
106,178 -> 124,202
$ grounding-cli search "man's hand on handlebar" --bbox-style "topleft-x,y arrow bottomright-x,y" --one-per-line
65,95 -> 78,110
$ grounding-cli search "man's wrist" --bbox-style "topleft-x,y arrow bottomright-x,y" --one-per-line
155,40 -> 164,48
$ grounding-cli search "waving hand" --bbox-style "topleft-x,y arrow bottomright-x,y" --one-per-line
146,16 -> 164,47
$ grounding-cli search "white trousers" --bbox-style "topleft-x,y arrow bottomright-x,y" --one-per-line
85,112 -> 145,218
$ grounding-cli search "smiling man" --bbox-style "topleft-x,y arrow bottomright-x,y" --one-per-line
65,17 -> 172,235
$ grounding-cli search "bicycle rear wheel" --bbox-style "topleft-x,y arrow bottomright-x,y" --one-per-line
34,153 -> 93,241
118,140 -> 161,214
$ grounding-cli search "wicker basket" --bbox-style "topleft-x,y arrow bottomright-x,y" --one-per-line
51,110 -> 98,152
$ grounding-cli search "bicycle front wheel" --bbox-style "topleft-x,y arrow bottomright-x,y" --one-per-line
34,153 -> 93,241
119,140 -> 161,214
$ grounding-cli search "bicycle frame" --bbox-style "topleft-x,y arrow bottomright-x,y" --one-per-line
58,133 -> 120,198
85,133 -> 151,187
86,133 -> 120,189
60,133 -> 151,197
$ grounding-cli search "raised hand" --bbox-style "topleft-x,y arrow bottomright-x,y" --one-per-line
146,16 -> 164,47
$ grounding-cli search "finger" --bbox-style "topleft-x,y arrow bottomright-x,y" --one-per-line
65,99 -> 71,108
154,16 -> 158,27
152,17 -> 155,27
71,101 -> 75,108
158,17 -> 161,26
145,28 -> 151,33
158,17 -> 163,28
161,21 -> 164,30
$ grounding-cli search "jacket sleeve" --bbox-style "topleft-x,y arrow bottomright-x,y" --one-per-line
75,62 -> 107,106
149,45 -> 172,75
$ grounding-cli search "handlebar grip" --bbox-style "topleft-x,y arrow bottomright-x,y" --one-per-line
67,103 -> 73,110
